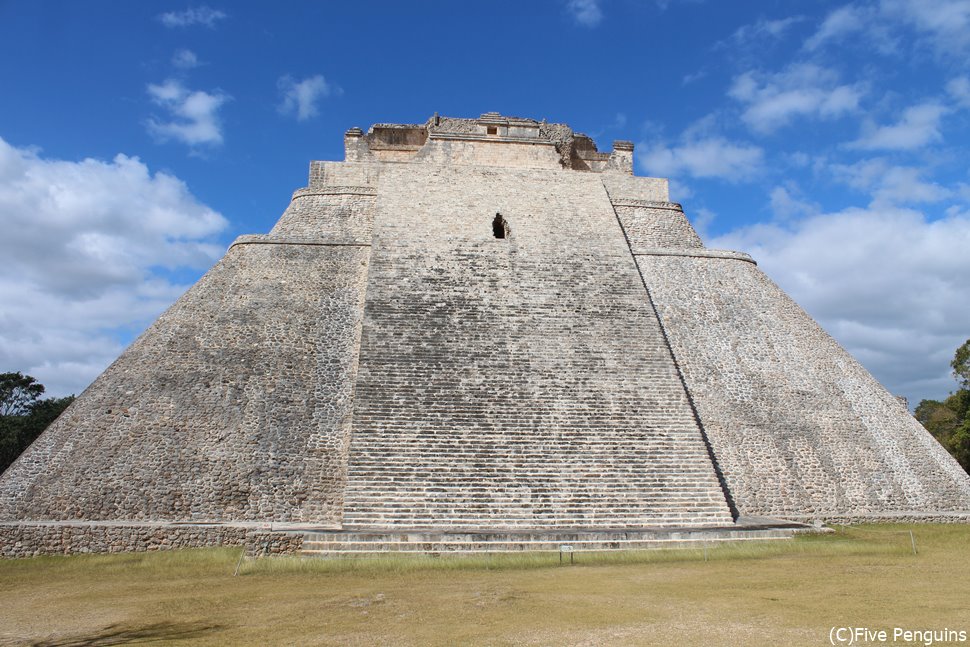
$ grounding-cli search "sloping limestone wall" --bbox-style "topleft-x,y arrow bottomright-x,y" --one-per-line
602,175 -> 702,250
613,201 -> 703,250
0,241 -> 370,525
270,187 -> 375,242
309,160 -> 381,190
636,254 -> 970,520
341,164 -> 733,529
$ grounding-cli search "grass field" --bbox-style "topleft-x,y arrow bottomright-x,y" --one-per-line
1,525 -> 967,646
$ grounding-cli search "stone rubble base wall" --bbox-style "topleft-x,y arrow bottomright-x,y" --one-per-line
793,514 -> 970,525
0,524 -> 303,559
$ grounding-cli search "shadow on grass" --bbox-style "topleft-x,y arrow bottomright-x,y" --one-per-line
28,621 -> 222,646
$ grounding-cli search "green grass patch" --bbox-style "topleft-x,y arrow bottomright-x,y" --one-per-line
2,524 -> 967,646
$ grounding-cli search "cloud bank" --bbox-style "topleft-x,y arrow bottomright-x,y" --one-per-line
0,137 -> 228,397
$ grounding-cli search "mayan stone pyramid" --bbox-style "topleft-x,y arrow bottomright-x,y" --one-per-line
2,113 -> 969,556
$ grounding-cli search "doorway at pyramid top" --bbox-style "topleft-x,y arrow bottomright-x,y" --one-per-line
493,213 -> 510,239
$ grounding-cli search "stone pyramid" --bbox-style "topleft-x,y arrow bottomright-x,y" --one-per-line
2,113 -> 969,556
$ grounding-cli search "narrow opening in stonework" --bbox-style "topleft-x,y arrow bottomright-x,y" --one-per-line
486,125 -> 498,135
492,213 -> 509,239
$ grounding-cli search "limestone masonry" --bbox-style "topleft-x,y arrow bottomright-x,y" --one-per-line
2,113 -> 969,557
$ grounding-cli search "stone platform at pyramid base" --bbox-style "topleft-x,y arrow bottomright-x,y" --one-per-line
5,514 -> 970,558
297,520 -> 810,555
0,518 -> 809,558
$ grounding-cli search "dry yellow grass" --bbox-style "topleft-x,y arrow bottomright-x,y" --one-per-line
1,525 -> 967,646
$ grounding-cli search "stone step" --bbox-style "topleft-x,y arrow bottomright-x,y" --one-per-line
340,492 -> 729,501
345,466 -> 721,477
341,514 -> 732,524
343,481 -> 727,490
348,454 -> 715,460
343,477 -> 725,486
342,491 -> 726,499
340,516 -> 734,528
345,468 -> 718,477
341,497 -> 728,506
341,498 -> 729,509
341,510 -> 731,519
344,443 -> 715,451
295,525 -> 802,555
342,504 -> 729,513
346,449 -> 715,458
351,434 -> 705,440
347,457 -> 715,464
341,512 -> 729,520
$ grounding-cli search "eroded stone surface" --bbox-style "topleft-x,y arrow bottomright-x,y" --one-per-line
0,523 -> 301,558
0,243 -> 369,525
637,255 -> 970,518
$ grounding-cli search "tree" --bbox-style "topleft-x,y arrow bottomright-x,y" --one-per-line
0,373 -> 74,475
916,341 -> 970,475
0,372 -> 45,416
953,338 -> 970,390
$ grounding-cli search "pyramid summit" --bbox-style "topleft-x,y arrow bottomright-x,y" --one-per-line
2,113 -> 969,556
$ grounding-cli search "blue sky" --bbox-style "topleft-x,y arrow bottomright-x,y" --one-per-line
1,0 -> 968,407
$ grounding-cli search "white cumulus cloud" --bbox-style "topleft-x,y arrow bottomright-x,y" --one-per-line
804,5 -> 875,51
0,137 -> 228,397
711,206 -> 970,405
171,48 -> 200,69
158,6 -> 227,28
638,136 -> 764,182
769,185 -> 820,220
565,0 -> 603,27
727,15 -> 805,47
277,75 -> 334,122
881,0 -> 970,58
849,101 -> 949,150
146,79 -> 229,146
729,64 -> 866,134
946,76 -> 970,107
832,158 -> 952,205
804,0 -> 970,58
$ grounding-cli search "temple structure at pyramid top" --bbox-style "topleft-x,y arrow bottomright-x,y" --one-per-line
342,112 -> 636,174
1,113 -> 968,557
